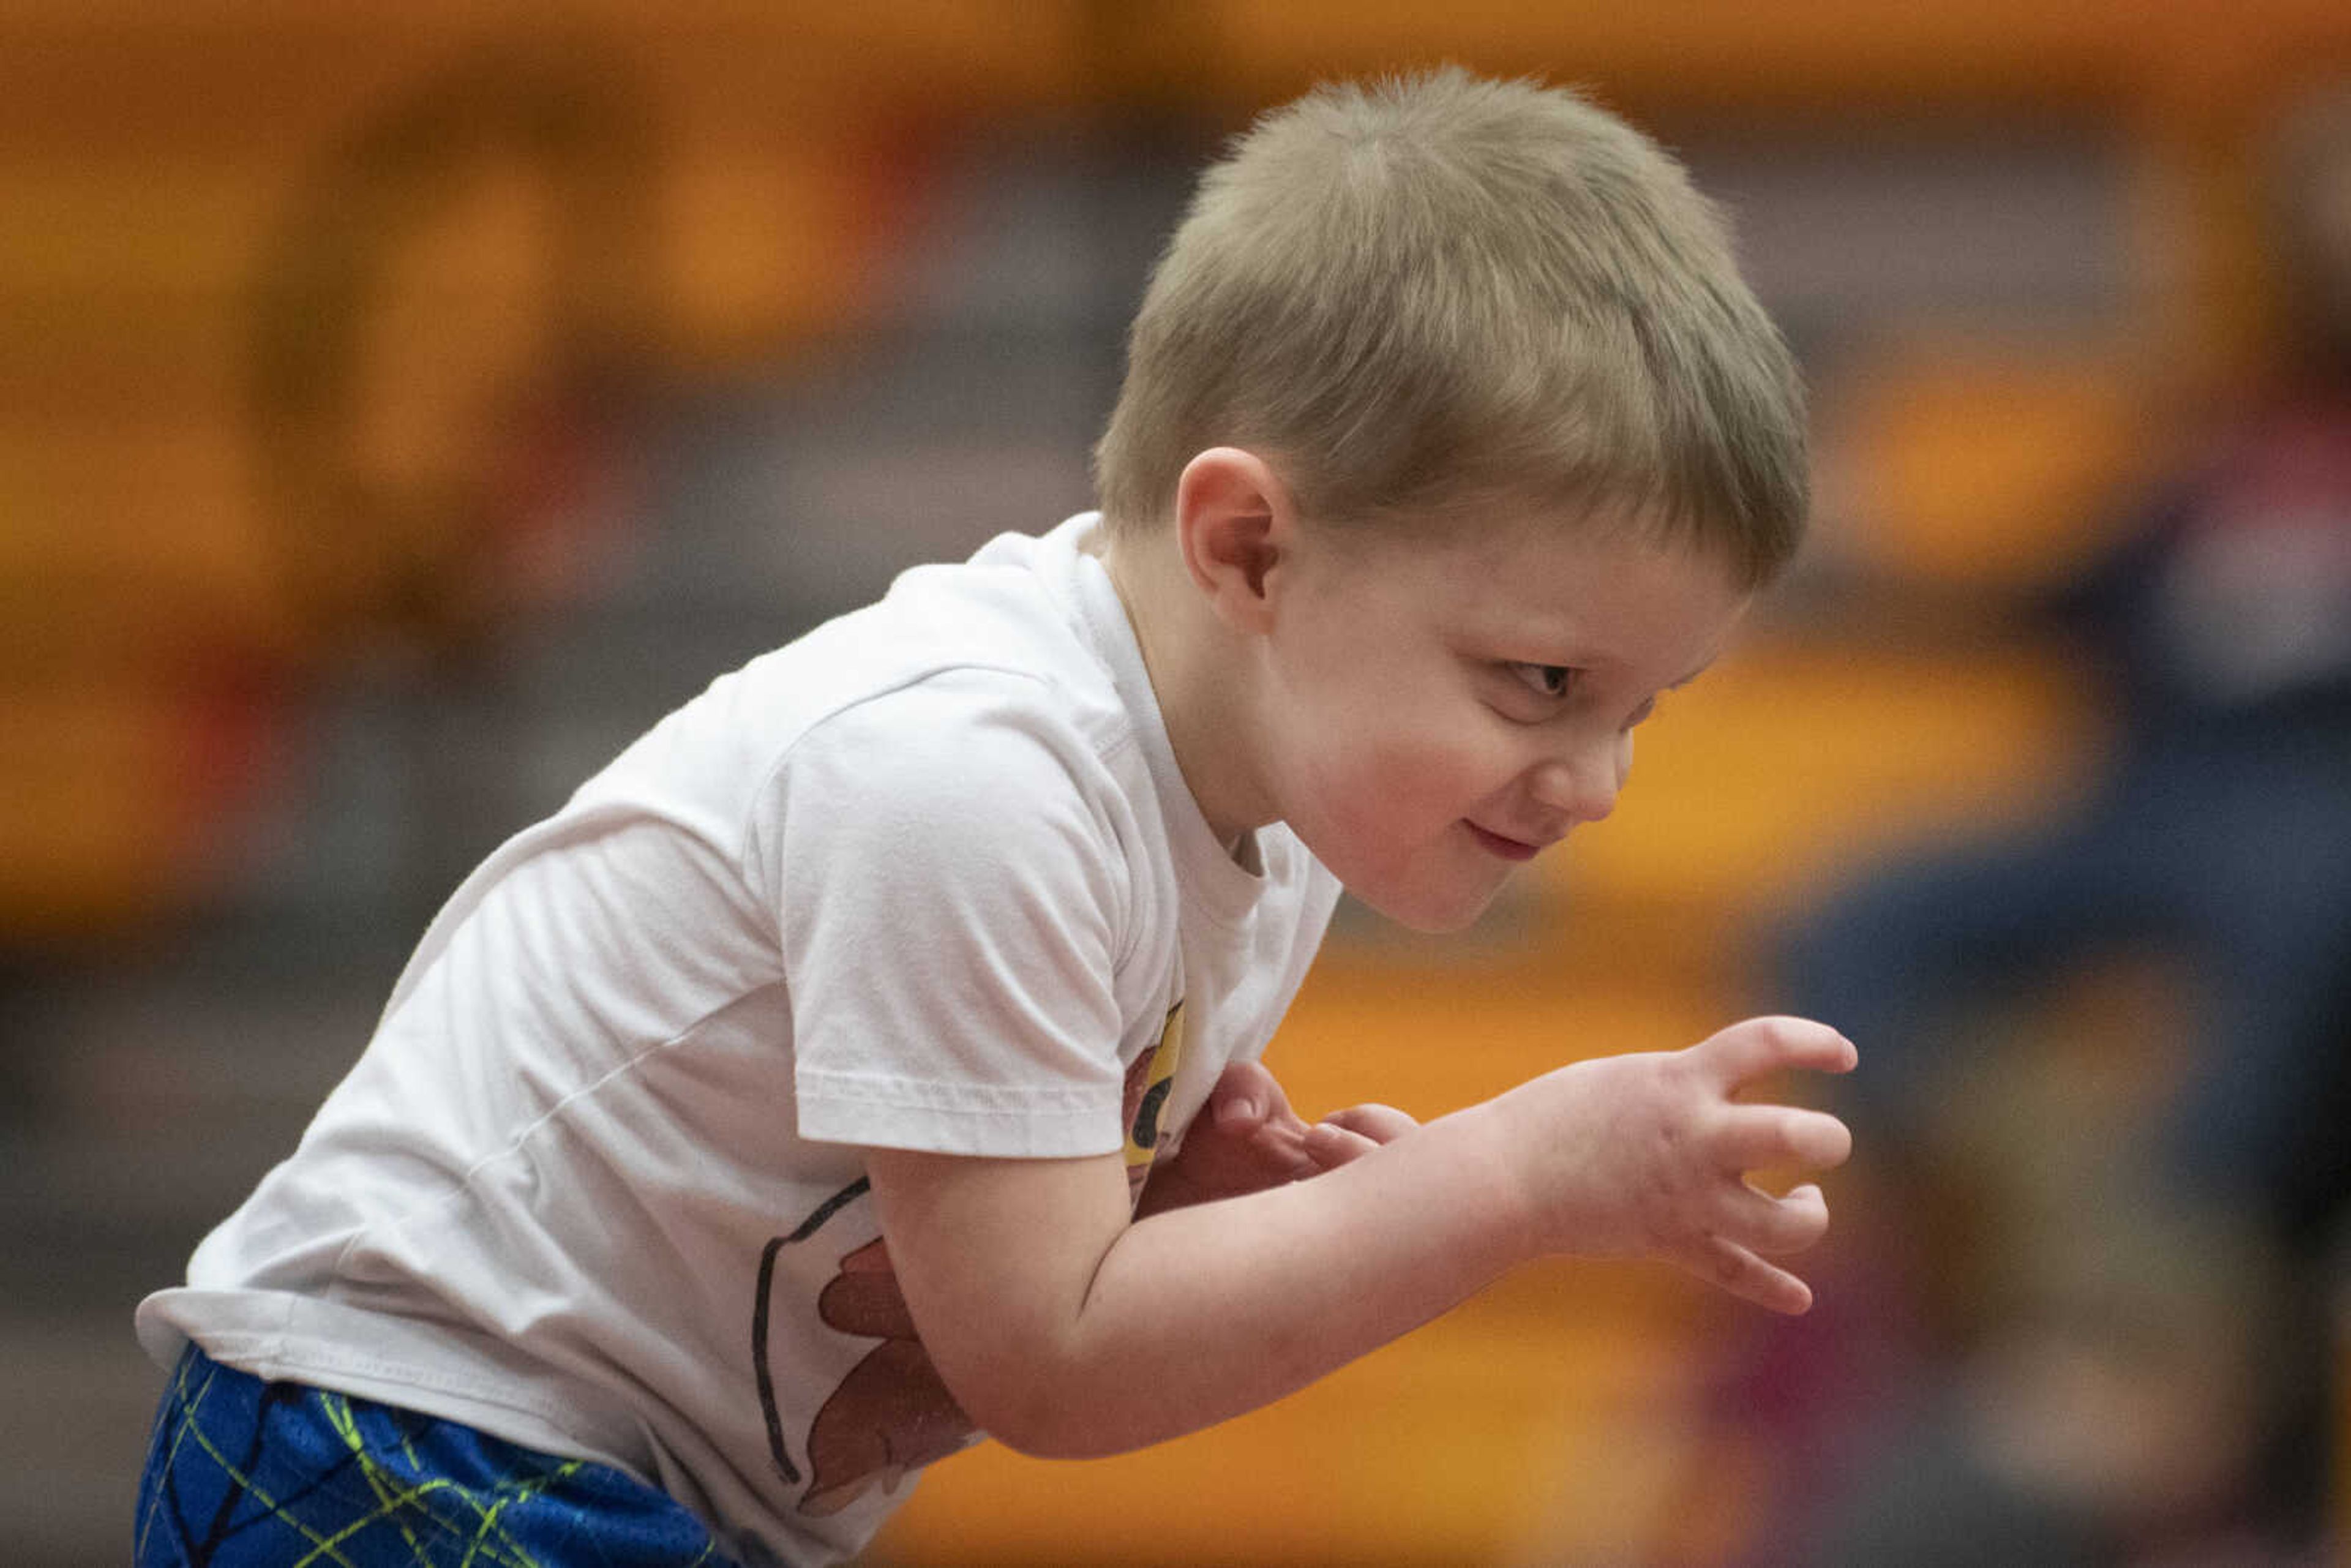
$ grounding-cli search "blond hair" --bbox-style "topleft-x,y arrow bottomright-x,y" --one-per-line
1093,67 -> 1807,586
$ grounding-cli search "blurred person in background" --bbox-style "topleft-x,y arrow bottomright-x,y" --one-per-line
1767,80 -> 2351,1567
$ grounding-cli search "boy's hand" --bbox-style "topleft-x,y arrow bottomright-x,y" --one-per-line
1136,1060 -> 1417,1215
1494,1016 -> 1856,1315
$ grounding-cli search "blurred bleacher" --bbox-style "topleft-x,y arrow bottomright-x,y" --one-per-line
7,5 -> 2349,1564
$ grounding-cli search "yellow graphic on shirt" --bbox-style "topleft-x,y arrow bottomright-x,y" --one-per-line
1122,1000 -> 1185,1202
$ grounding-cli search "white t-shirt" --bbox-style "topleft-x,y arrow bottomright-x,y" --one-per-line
137,514 -> 1341,1567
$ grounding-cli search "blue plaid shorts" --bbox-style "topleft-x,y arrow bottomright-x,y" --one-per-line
135,1345 -> 742,1567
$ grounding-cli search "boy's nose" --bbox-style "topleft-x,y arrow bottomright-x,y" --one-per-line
1529,737 -> 1625,825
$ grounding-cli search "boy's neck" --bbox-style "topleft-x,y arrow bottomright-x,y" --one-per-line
1095,529 -> 1272,853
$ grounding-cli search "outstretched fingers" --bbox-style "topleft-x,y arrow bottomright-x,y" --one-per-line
1694,1016 -> 1856,1090
1685,1233 -> 1816,1315
1712,1103 -> 1853,1176
1682,1083 -> 1843,1312
1715,1179 -> 1832,1257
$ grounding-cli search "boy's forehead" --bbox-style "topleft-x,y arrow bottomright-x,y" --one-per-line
1429,511 -> 1740,593
1374,496 -> 1703,568
1310,499 -> 1748,620
1432,527 -> 1750,667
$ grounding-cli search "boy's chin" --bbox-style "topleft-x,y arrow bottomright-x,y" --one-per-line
1349,881 -> 1506,936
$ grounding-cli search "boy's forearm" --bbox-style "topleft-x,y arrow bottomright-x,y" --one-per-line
873,1018 -> 1853,1458
1068,1101 -> 1528,1453
875,1100 -> 1532,1460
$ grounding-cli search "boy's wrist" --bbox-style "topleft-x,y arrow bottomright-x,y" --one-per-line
1428,1098 -> 1550,1272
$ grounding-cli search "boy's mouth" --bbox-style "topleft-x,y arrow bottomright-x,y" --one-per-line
1464,822 -> 1542,861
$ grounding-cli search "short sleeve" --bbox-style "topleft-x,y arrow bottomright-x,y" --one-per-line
752,670 -> 1132,1158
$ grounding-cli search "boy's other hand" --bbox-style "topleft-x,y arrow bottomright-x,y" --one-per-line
1137,1061 -> 1417,1215
1494,1016 -> 1856,1315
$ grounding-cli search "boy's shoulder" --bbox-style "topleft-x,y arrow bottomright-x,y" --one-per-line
576,522 -> 1146,839
753,524 -> 1131,763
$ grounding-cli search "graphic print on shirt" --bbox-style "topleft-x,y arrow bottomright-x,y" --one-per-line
1124,1000 -> 1185,1206
752,1004 -> 1186,1515
797,1233 -> 977,1517
752,1177 -> 975,1518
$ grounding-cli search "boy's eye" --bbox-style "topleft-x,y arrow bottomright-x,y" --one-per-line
1509,662 -> 1577,699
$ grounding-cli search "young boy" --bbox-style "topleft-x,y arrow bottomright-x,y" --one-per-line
135,67 -> 1853,1567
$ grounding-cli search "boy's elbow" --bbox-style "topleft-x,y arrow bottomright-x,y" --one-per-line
950,1384 -> 1086,1460
980,1411 -> 1090,1461
943,1355 -> 1134,1460
987,1411 -> 1136,1461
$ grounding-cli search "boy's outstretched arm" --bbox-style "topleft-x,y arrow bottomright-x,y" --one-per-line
864,1016 -> 1855,1460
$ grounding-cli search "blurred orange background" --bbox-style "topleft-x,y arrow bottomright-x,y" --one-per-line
7,4 -> 2351,1564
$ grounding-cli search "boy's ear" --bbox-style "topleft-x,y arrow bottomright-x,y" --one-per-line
1173,448 -> 1293,633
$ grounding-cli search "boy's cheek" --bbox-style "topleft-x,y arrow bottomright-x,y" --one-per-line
1351,737 -> 1494,832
